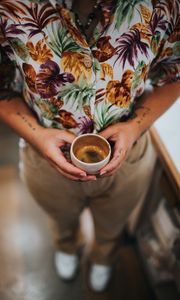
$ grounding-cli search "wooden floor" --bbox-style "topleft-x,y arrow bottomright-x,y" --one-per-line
0,123 -> 154,300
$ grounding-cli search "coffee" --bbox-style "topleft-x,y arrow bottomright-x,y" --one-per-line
75,145 -> 107,163
70,134 -> 111,174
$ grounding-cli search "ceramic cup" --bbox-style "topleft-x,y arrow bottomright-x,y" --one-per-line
70,133 -> 111,174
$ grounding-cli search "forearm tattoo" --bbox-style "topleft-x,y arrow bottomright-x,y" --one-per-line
135,106 -> 151,125
16,112 -> 36,131
0,90 -> 21,102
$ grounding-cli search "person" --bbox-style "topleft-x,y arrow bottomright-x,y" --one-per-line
0,0 -> 179,292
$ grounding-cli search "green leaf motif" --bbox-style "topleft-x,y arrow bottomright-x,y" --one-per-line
150,34 -> 161,54
173,42 -> 180,56
57,76 -> 96,112
46,23 -> 82,58
114,0 -> 148,30
131,60 -> 146,93
94,102 -> 123,131
9,38 -> 30,62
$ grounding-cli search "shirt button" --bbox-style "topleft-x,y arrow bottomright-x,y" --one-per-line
82,56 -> 93,68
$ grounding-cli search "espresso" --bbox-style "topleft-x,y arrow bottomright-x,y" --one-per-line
75,145 -> 107,163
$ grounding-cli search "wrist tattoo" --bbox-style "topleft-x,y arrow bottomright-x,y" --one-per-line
0,90 -> 21,102
16,112 -> 36,131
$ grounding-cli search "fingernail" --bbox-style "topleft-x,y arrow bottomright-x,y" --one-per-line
80,173 -> 86,177
100,170 -> 107,175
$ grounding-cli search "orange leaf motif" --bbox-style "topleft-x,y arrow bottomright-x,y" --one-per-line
26,40 -> 53,64
92,36 -> 115,62
140,4 -> 152,24
57,6 -> 88,48
130,23 -> 151,43
106,70 -> 134,108
22,63 -> 37,93
57,110 -> 78,129
100,63 -> 114,81
61,51 -> 92,82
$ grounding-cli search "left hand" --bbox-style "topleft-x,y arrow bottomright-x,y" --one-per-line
99,122 -> 140,177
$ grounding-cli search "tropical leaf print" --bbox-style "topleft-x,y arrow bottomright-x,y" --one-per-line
149,55 -> 180,86
155,0 -> 180,40
131,61 -> 148,96
114,0 -> 148,30
9,38 -> 30,62
114,29 -> 149,68
92,36 -> 115,62
19,2 -> 59,38
140,4 -> 151,24
78,116 -> 94,134
22,63 -> 37,93
61,51 -> 93,82
57,5 -> 89,48
22,60 -> 75,97
149,9 -> 167,36
100,63 -> 114,81
26,39 -> 53,63
46,23 -> 81,58
0,0 -> 26,20
57,76 -> 96,112
106,70 -> 134,108
55,110 -> 78,129
94,102 -> 121,132
131,4 -> 168,53
0,0 -> 179,135
0,18 -> 25,38
36,99 -> 56,120
36,60 -> 75,97
173,41 -> 180,56
95,88 -> 106,104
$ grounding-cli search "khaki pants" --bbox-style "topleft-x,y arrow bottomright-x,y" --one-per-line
19,131 -> 156,264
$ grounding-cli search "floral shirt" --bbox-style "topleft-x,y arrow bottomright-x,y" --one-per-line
0,0 -> 179,135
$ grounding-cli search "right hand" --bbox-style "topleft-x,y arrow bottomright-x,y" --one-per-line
33,128 -> 96,181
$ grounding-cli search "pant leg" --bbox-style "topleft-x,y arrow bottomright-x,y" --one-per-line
87,131 -> 157,264
19,140 -> 86,254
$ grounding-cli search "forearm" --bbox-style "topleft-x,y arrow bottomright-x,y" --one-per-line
127,82 -> 180,139
0,92 -> 45,145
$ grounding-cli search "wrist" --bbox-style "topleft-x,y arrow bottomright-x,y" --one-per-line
125,118 -> 144,141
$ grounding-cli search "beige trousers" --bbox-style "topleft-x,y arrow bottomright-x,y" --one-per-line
19,131 -> 156,264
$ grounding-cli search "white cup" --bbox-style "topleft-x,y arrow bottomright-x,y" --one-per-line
70,133 -> 111,174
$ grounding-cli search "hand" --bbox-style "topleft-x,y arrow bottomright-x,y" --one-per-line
99,122 -> 140,177
32,128 -> 96,181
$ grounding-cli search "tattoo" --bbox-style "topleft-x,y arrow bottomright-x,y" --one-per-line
131,105 -> 151,125
16,112 -> 36,131
0,90 -> 21,102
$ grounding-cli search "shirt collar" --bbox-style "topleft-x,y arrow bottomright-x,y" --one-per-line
50,0 -> 116,29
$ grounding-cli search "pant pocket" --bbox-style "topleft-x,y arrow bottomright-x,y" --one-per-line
122,131 -> 152,171
19,138 -> 44,172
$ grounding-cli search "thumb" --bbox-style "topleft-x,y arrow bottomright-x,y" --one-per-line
113,139 -> 125,159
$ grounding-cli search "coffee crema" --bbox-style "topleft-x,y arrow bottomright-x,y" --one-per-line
75,145 -> 107,163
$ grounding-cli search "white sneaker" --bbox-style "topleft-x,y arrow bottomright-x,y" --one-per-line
54,251 -> 79,280
89,264 -> 112,292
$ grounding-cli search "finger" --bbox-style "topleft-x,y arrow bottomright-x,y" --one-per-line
99,126 -> 115,139
48,160 -> 81,181
51,148 -> 87,177
99,154 -> 121,175
100,137 -> 127,175
100,162 -> 123,177
60,130 -> 77,144
49,157 -> 96,181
